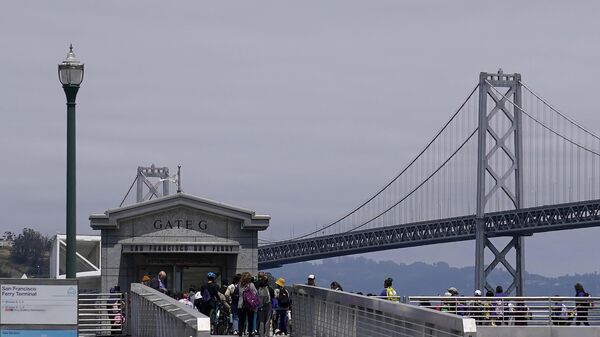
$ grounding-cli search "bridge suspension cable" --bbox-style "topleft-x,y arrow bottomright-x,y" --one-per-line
486,80 -> 600,207
268,84 -> 480,243
486,81 -> 600,157
520,81 -> 600,141
343,127 -> 478,232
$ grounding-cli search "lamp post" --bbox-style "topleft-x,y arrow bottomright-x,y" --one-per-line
58,44 -> 84,278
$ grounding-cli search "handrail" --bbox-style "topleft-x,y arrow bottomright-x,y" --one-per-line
292,285 -> 476,337
129,283 -> 210,337
78,292 -> 126,336
409,296 -> 599,326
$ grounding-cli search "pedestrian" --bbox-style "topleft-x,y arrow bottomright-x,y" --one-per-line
178,291 -> 194,308
513,300 -> 530,326
485,290 -> 495,326
274,278 -> 291,335
199,272 -> 221,332
551,295 -> 569,326
109,286 -> 124,335
141,275 -> 151,286
468,290 -> 484,323
238,272 -> 259,337
447,286 -> 462,315
307,274 -> 316,286
330,281 -> 343,291
148,271 -> 168,294
256,272 -> 274,337
494,286 -> 508,325
379,277 -> 399,302
575,282 -> 591,326
225,274 -> 242,335
447,287 -> 459,296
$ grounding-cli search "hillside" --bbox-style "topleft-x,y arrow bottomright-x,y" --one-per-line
0,246 -> 48,278
264,257 -> 600,296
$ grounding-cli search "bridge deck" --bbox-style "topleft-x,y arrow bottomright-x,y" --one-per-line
259,199 -> 600,268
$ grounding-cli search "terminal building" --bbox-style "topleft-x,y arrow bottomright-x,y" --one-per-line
89,192 -> 270,293
50,166 -> 270,294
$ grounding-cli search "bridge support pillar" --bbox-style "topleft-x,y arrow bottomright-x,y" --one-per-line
474,219 -> 486,293
475,70 -> 524,295
515,235 -> 525,296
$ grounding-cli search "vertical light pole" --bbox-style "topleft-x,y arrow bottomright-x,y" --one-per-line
58,45 -> 84,278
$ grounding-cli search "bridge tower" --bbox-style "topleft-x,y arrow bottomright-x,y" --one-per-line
475,70 -> 525,295
136,164 -> 170,202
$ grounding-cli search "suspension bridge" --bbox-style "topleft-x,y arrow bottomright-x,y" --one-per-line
258,70 -> 600,296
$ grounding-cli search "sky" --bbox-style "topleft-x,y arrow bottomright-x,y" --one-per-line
1,1 -> 600,277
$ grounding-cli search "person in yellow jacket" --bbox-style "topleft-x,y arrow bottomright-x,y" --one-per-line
379,277 -> 399,301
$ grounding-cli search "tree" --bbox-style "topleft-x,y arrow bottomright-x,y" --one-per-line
10,228 -> 51,269
2,231 -> 15,241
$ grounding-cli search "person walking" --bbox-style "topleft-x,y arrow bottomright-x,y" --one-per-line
226,274 -> 241,335
485,290 -> 496,326
148,271 -> 168,294
494,285 -> 508,325
256,272 -> 273,337
575,282 -> 591,326
468,290 -> 484,323
379,277 -> 399,302
238,272 -> 259,336
307,274 -> 316,286
274,278 -> 291,335
199,271 -> 221,332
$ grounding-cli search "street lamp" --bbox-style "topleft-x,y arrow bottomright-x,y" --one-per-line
58,44 -> 84,279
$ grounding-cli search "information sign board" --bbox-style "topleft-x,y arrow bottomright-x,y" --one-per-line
0,329 -> 77,337
0,284 -> 78,325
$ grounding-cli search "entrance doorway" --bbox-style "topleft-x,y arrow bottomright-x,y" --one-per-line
137,265 -> 222,293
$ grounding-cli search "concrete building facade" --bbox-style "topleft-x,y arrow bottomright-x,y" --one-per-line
90,192 -> 269,293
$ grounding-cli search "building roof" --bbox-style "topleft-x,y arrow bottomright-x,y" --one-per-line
90,192 -> 270,231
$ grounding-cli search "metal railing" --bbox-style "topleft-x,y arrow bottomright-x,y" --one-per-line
408,296 -> 600,326
129,283 -> 210,337
79,292 -> 126,336
291,285 -> 476,337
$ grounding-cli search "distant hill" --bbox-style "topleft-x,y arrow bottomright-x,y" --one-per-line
0,247 -> 27,278
264,257 -> 600,296
0,246 -> 49,278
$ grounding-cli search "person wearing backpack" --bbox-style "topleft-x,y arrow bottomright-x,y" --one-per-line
238,272 -> 259,337
255,272 -> 272,337
274,278 -> 290,335
198,272 -> 220,332
226,274 -> 241,334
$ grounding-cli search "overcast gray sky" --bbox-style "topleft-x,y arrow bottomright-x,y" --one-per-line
1,1 -> 599,277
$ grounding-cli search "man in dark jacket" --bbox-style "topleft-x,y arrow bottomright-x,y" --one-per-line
148,271 -> 168,294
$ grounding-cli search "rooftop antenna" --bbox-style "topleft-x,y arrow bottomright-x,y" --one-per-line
177,164 -> 182,193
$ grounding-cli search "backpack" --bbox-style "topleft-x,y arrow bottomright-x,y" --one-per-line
258,286 -> 271,307
243,287 -> 261,311
201,287 -> 212,303
277,288 -> 290,308
202,283 -> 219,305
